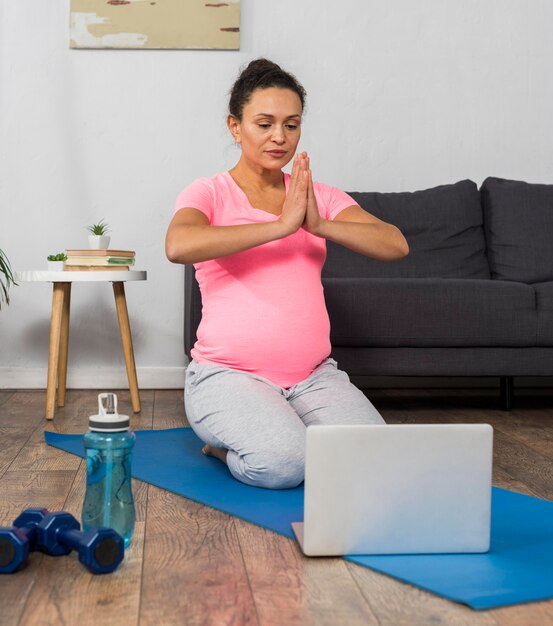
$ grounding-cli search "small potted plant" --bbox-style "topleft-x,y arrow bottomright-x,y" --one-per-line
0,248 -> 18,309
47,253 -> 67,271
87,219 -> 111,249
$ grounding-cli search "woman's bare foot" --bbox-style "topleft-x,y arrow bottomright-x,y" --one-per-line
202,444 -> 228,464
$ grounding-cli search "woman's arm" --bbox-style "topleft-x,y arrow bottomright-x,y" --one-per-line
166,155 -> 312,265
302,163 -> 409,261
317,205 -> 409,261
165,208 -> 291,265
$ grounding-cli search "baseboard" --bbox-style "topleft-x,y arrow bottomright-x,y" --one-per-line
0,367 -> 186,389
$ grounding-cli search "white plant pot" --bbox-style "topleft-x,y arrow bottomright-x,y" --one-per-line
47,261 -> 65,271
88,235 -> 111,249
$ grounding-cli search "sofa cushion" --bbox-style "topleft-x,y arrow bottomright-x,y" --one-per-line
481,177 -> 553,283
534,282 -> 553,346
323,278 -> 537,348
323,180 -> 490,279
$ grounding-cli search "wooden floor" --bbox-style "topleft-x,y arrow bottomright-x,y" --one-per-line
1,387 -> 553,626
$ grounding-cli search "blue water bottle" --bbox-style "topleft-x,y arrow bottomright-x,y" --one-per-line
82,393 -> 135,548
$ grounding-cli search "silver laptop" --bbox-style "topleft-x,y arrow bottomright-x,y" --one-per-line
292,424 -> 493,556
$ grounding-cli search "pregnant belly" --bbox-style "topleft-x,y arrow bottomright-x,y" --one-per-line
194,295 -> 331,375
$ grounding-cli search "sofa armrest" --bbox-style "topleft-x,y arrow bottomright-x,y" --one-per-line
184,264 -> 202,360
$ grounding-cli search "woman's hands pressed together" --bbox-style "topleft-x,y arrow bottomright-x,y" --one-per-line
278,151 -> 308,235
278,151 -> 323,237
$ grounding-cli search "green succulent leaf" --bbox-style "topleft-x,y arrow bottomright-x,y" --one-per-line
87,219 -> 110,235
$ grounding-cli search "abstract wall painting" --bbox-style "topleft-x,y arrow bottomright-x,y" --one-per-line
70,0 -> 240,50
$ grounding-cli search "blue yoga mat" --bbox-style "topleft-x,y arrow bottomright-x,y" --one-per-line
45,428 -> 553,610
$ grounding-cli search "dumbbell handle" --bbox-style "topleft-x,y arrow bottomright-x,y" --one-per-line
14,525 -> 37,544
12,508 -> 51,550
55,528 -> 83,551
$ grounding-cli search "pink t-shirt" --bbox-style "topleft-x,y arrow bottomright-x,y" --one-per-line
173,171 -> 355,388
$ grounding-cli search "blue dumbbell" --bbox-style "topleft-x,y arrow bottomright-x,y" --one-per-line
0,508 -> 49,573
36,511 -> 124,575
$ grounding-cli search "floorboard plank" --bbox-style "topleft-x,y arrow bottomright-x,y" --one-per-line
0,470 -> 76,525
486,411 -> 553,460
492,429 -> 553,501
152,389 -> 188,429
0,390 -> 45,428
235,519 -> 379,626
139,487 -> 259,626
491,599 -> 553,626
0,552 -> 43,626
9,423 -> 81,472
0,426 -> 35,479
491,464 -> 543,498
0,390 -> 15,409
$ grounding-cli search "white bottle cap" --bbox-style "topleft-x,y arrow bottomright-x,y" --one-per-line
88,393 -> 130,432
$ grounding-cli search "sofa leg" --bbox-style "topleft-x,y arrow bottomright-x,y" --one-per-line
500,376 -> 514,411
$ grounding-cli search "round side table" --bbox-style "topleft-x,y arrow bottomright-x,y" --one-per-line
15,270 -> 147,420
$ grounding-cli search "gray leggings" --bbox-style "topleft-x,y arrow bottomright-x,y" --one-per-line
184,357 -> 386,489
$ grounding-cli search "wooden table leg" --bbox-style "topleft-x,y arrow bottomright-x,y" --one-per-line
57,283 -> 71,407
46,283 -> 65,420
112,281 -> 141,413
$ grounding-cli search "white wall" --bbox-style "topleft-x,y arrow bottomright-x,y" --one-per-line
1,1 -> 553,388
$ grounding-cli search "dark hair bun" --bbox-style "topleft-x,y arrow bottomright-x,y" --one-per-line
229,58 -> 306,120
244,58 -> 281,74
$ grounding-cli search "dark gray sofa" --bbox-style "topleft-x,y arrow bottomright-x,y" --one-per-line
184,177 -> 553,410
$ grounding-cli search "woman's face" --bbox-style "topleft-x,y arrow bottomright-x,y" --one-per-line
228,87 -> 303,172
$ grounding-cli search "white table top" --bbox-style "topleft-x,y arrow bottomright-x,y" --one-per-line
16,270 -> 147,282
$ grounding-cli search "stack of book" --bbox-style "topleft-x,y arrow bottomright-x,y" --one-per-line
64,250 -> 136,271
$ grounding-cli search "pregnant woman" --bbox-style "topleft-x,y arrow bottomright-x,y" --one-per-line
166,58 -> 409,489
